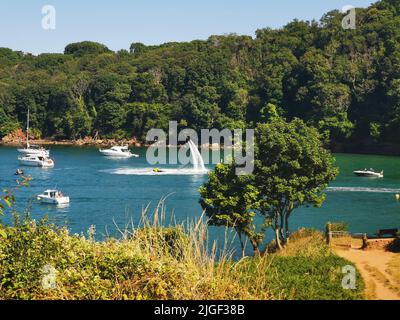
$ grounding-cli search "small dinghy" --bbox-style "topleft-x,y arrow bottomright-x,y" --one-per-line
99,146 -> 139,158
37,190 -> 70,205
353,168 -> 384,178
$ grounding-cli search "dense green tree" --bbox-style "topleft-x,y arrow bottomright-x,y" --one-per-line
200,116 -> 338,253
64,41 -> 111,57
199,164 -> 262,256
253,118 -> 338,249
0,1 -> 399,152
0,107 -> 18,137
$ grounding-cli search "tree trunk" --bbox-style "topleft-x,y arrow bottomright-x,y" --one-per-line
285,213 -> 290,244
237,230 -> 245,258
274,228 -> 283,251
250,238 -> 260,256
280,213 -> 286,246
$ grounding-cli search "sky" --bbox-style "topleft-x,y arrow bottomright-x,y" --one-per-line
0,0 -> 375,55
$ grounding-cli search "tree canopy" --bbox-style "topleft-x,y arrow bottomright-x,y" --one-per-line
0,0 -> 399,152
200,114 -> 338,254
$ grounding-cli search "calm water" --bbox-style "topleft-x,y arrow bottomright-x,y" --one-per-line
0,146 -> 399,251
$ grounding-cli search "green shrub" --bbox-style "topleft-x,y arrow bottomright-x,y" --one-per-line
327,222 -> 349,232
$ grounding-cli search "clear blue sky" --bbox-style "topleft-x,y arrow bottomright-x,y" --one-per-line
0,0 -> 375,54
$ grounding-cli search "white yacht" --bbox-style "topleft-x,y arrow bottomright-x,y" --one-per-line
37,190 -> 70,205
18,154 -> 55,168
18,144 -> 49,157
18,108 -> 50,156
99,146 -> 138,158
353,168 -> 384,178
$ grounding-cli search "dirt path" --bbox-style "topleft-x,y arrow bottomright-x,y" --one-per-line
335,249 -> 400,300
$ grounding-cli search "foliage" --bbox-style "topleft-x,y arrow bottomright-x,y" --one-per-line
0,0 -> 399,150
200,115 -> 338,253
327,222 -> 349,232
0,203 -> 364,300
233,229 -> 364,300
199,163 -> 262,256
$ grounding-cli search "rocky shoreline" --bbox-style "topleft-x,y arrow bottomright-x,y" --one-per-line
0,138 -> 143,148
0,129 -> 143,147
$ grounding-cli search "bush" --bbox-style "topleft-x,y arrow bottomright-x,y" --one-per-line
0,187 -> 365,300
327,222 -> 349,232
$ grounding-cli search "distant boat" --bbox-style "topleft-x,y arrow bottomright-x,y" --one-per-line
18,107 -> 49,156
18,154 -> 55,168
99,146 -> 138,158
37,190 -> 70,205
353,168 -> 384,178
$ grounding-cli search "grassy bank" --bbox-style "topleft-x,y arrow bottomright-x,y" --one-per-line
0,210 -> 364,300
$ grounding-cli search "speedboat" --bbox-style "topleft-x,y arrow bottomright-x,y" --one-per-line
37,190 -> 70,205
99,146 -> 138,158
18,145 -> 49,157
18,154 -> 55,168
353,168 -> 384,178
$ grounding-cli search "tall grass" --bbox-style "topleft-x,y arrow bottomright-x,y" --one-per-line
0,200 -> 364,300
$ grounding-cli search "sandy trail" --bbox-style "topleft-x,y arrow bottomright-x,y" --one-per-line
335,249 -> 400,300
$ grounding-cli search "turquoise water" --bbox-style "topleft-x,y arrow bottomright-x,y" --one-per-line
0,146 -> 399,252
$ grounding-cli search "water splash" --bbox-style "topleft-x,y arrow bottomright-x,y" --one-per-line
187,140 -> 206,171
102,141 -> 208,176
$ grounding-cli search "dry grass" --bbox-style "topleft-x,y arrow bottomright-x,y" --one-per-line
0,203 -> 364,300
386,254 -> 400,288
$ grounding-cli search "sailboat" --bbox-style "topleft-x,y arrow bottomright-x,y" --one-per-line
17,108 -> 49,156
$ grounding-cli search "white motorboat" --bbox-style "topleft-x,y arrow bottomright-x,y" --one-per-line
99,146 -> 138,158
353,168 -> 384,178
18,154 -> 55,168
37,190 -> 70,205
18,107 -> 50,157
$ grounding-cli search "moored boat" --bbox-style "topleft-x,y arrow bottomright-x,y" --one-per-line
18,107 -> 50,157
18,154 -> 55,168
353,168 -> 384,178
37,190 -> 70,205
18,145 -> 49,157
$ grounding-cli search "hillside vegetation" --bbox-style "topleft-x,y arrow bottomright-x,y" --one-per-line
1,0 -> 400,153
0,209 -> 364,300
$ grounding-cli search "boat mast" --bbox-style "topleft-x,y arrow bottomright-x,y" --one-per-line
26,107 -> 30,148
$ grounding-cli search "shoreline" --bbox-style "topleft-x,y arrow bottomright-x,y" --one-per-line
0,138 -> 143,148
1,138 -> 400,156
0,138 -> 223,150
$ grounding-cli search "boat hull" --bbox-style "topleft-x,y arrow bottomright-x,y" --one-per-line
353,171 -> 383,178
99,150 -> 138,158
38,196 -> 70,205
18,158 -> 54,168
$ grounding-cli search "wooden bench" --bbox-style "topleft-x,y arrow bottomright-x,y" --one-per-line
375,228 -> 398,238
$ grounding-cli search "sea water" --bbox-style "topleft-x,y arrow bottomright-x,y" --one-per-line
0,146 -> 399,255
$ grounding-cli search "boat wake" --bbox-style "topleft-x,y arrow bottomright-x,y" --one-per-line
327,187 -> 400,193
102,140 -> 209,176
102,168 -> 209,176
